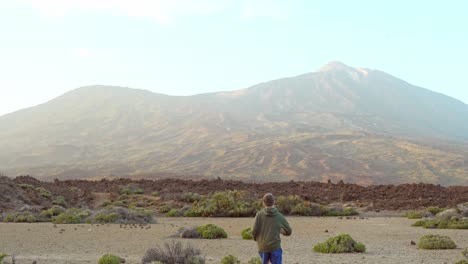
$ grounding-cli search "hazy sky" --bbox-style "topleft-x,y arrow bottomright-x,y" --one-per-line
1,0 -> 467,116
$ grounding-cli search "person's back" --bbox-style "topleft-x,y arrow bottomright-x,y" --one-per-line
252,193 -> 292,264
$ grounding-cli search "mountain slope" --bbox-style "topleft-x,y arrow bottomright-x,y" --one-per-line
1,62 -> 467,185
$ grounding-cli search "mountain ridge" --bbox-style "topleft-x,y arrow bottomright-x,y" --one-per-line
1,62 -> 467,185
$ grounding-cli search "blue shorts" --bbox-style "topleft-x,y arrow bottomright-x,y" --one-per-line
259,248 -> 282,264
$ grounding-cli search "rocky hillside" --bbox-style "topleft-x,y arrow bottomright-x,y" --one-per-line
0,62 -> 467,184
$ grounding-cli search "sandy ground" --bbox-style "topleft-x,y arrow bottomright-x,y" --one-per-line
1,217 -> 467,264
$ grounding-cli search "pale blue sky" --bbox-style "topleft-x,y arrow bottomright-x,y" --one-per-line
1,0 -> 467,115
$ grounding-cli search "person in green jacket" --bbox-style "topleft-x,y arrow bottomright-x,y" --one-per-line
252,193 -> 292,264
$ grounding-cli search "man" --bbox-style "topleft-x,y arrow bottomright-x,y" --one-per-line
252,193 -> 292,264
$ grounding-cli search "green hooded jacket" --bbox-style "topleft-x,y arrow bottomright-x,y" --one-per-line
252,207 -> 292,252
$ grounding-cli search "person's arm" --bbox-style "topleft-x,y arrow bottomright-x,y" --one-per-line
252,212 -> 261,241
280,216 -> 292,236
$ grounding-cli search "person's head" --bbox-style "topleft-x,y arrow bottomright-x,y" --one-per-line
262,193 -> 275,207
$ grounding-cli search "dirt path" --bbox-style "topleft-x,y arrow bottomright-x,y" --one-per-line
0,217 -> 467,264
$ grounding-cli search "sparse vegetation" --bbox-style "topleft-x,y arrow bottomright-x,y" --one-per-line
141,241 -> 205,264
35,187 -> 52,198
2,211 -> 37,223
417,234 -> 456,250
17,183 -> 34,190
455,248 -> 468,264
41,205 -> 66,219
159,205 -> 172,214
220,255 -> 240,264
90,207 -> 154,224
98,254 -> 122,264
120,185 -> 144,195
426,206 -> 445,215
313,234 -> 366,253
151,191 -> 159,197
166,209 -> 180,217
411,219 -> 468,229
52,195 -> 67,207
241,227 -> 253,240
177,224 -> 227,239
52,208 -> 91,224
404,211 -> 423,219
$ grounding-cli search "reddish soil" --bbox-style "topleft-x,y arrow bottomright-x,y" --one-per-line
2,176 -> 467,212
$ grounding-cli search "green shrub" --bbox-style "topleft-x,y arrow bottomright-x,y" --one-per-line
3,211 -> 37,223
101,200 -> 112,207
404,211 -> 423,219
313,234 -> 366,253
220,255 -> 240,264
35,187 -> 52,198
412,220 -> 426,227
141,241 -> 205,264
187,190 -> 260,217
182,192 -> 201,202
426,206 -> 445,215
53,208 -> 90,224
120,185 -> 144,195
52,196 -> 67,207
323,207 -> 358,217
241,227 -> 253,240
41,205 -> 65,218
17,183 -> 34,190
113,200 -> 126,207
276,195 -> 303,215
94,213 -> 120,223
68,187 -> 79,192
462,248 -> 468,259
422,219 -> 468,229
159,205 -> 171,214
166,209 -> 179,217
151,191 -> 159,197
98,254 -> 121,264
248,257 -> 262,264
417,234 -> 456,250
0,252 -> 8,263
455,261 -> 468,264
196,224 -> 227,239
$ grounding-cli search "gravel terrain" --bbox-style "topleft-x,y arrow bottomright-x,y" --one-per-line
1,217 -> 467,264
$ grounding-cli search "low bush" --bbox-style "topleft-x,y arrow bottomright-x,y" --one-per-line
241,227 -> 253,240
220,255 -> 240,264
141,241 -> 205,264
120,185 -> 144,195
177,224 -> 227,239
98,254 -> 122,264
417,234 -> 456,250
181,192 -> 201,203
41,205 -> 66,218
411,220 -> 426,227
3,211 -> 37,223
313,234 -> 366,253
248,257 -> 262,264
186,191 -> 261,217
0,253 -> 15,264
151,191 -> 159,197
17,183 -> 34,190
159,205 -> 172,214
322,207 -> 359,217
456,248 -> 468,263
101,200 -> 112,207
35,187 -> 52,198
166,209 -> 180,217
412,219 -> 468,229
52,196 -> 67,207
403,211 -> 423,219
53,208 -> 90,224
197,224 -> 228,239
91,207 -> 154,224
426,206 -> 445,215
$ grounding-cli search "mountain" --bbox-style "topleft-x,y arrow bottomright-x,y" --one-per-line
1,62 -> 467,185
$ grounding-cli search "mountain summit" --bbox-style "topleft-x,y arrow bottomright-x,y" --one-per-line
1,63 -> 467,185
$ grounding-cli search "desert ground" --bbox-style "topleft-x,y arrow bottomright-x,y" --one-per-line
1,216 -> 467,264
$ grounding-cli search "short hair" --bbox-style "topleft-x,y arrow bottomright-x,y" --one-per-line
263,193 -> 275,207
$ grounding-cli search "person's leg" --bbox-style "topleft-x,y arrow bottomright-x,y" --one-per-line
258,252 -> 271,264
269,248 -> 282,264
